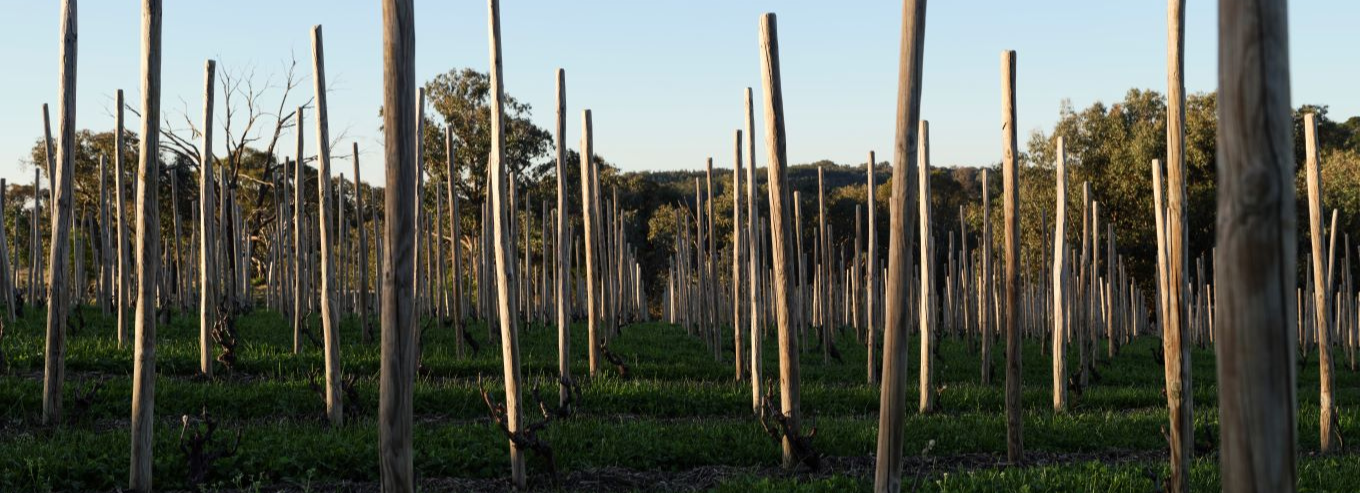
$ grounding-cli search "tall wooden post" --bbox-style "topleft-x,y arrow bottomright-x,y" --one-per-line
487,0 -> 526,485
980,168 -> 993,385
0,180 -> 10,319
874,0 -> 926,489
294,106 -> 306,355
98,158 -> 110,315
115,89 -> 129,349
1052,137 -> 1068,412
867,151 -> 878,384
311,25 -> 344,427
129,0 -> 161,489
1305,113 -> 1338,452
759,13 -> 802,469
745,87 -> 763,413
354,143 -> 369,342
817,166 -> 829,363
43,0 -> 78,426
581,110 -> 599,377
554,68 -> 571,406
1216,0 -> 1296,487
378,0 -> 416,489
1164,1 -> 1193,488
733,129 -> 746,381
918,120 -> 935,414
1000,50 -> 1023,462
199,60 -> 217,378
447,139 -> 462,355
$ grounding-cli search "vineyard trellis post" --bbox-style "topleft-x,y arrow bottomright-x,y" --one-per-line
130,0 -> 162,489
873,0 -> 926,490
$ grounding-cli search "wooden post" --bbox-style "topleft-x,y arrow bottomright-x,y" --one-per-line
1305,113 -> 1338,452
1164,1 -> 1193,488
0,180 -> 10,319
294,106 -> 306,355
867,151 -> 878,384
98,157 -> 110,315
818,166 -> 829,363
581,109 -> 600,376
115,90 -> 129,348
1052,137 -> 1068,412
129,0 -> 161,489
745,87 -> 763,414
199,60 -> 217,378
43,0 -> 78,426
554,68 -> 571,406
759,13 -> 803,469
1000,50 -> 1023,462
1216,0 -> 1297,486
355,143 -> 370,342
448,140 -> 462,355
980,168 -> 993,385
311,25 -> 344,426
379,0 -> 416,489
487,0 -> 525,485
918,120 -> 935,414
874,0 -> 926,489
733,128 -> 746,381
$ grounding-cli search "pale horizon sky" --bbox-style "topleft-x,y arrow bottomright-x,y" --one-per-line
1,1 -> 1356,188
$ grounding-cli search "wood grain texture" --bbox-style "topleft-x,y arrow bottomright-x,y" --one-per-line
1052,138 -> 1068,412
918,120 -> 935,414
1215,0 -> 1297,488
555,68 -> 571,406
745,87 -> 763,414
1305,113 -> 1337,453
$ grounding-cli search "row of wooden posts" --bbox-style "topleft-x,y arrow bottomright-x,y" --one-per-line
0,0 -> 1319,491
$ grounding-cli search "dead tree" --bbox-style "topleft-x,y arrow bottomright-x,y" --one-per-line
874,0 -> 926,491
1215,0 -> 1297,488
130,0 -> 162,490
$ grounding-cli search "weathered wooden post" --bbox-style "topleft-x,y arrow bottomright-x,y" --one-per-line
554,68 -> 571,406
867,151 -> 878,384
874,0 -> 926,489
294,106 -> 306,355
980,168 -> 993,385
1305,113 -> 1338,453
115,90 -> 129,348
199,60 -> 217,378
1215,0 -> 1296,487
733,128 -> 746,381
354,143 -> 369,342
759,12 -> 804,469
1052,137 -> 1068,412
817,167 -> 829,363
311,25 -> 344,426
487,0 -> 526,485
379,0 -> 416,489
0,180 -> 10,319
1000,50 -> 1023,462
581,109 -> 600,376
43,0 -> 78,426
745,87 -> 763,413
129,0 -> 161,489
98,158 -> 110,315
1164,0 -> 1194,488
918,120 -> 935,414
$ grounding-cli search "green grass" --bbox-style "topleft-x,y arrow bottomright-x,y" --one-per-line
1,304 -> 1358,491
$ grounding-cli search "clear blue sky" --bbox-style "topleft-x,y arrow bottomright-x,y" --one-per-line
1,1 -> 1355,188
